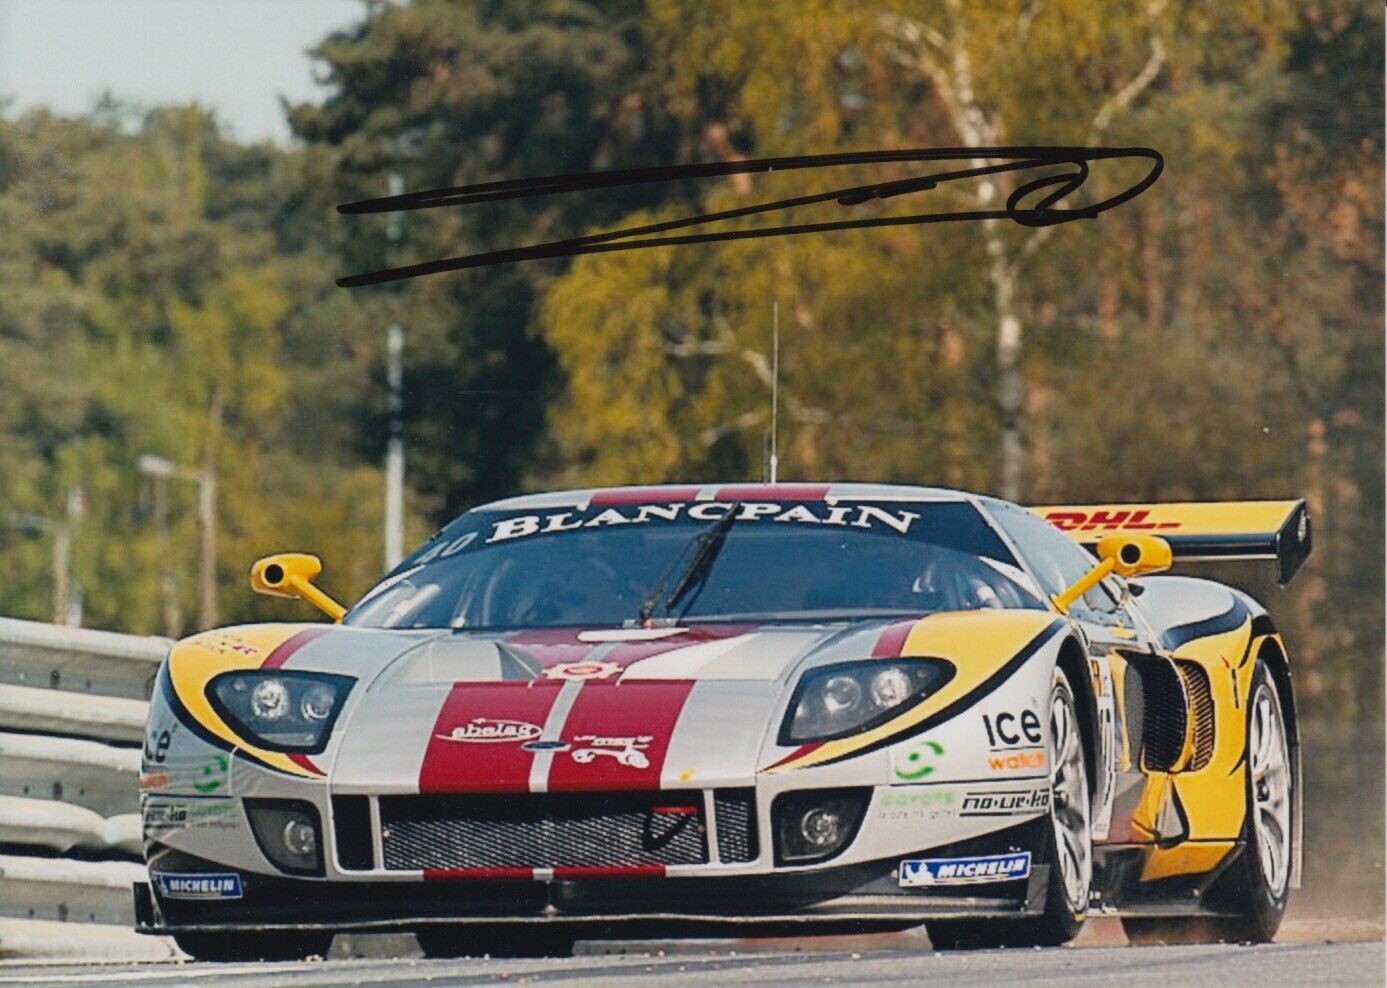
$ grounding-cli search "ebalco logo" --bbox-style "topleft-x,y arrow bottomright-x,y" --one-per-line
436,717 -> 543,743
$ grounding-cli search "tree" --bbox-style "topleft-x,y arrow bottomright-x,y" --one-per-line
0,107 -> 401,633
289,0 -> 683,518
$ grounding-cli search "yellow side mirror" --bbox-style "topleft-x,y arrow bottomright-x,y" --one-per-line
1096,534 -> 1173,578
1053,535 -> 1172,614
250,553 -> 346,622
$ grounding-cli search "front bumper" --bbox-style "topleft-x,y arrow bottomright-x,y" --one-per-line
136,819 -> 1051,934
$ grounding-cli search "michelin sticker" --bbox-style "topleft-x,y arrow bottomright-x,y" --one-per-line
899,851 -> 1031,887
153,872 -> 244,900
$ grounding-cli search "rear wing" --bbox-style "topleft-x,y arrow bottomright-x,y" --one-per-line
1028,499 -> 1311,585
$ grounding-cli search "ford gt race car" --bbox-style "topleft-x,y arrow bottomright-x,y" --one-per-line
133,484 -> 1310,960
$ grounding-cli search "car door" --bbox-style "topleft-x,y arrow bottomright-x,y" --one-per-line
980,501 -> 1151,844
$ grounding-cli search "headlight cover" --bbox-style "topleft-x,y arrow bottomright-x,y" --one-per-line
208,671 -> 355,753
780,659 -> 955,745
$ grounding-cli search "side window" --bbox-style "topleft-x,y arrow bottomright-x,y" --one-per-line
982,502 -> 1121,617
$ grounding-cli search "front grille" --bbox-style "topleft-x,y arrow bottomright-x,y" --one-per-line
379,792 -> 708,871
332,795 -> 374,870
713,789 -> 758,863
1175,661 -> 1216,771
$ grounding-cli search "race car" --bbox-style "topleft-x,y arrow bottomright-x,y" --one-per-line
133,483 -> 1310,960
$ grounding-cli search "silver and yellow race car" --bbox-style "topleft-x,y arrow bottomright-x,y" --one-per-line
134,484 -> 1310,960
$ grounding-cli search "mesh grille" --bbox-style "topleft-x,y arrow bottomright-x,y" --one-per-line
379,792 -> 708,871
1141,659 -> 1188,772
1176,661 -> 1216,771
713,789 -> 758,863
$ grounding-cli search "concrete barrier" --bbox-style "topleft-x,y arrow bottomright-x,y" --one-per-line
0,617 -> 166,699
0,732 -> 140,817
0,617 -> 174,958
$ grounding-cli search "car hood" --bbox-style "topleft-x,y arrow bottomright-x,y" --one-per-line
329,621 -> 882,793
167,612 -> 1063,794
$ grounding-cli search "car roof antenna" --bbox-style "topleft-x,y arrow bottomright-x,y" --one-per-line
768,299 -> 780,484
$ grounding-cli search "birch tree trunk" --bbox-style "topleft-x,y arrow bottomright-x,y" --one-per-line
883,0 -> 1166,502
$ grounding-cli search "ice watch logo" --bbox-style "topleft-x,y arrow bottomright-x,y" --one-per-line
892,739 -> 944,781
193,754 -> 228,794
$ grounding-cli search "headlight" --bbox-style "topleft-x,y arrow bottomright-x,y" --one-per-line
208,672 -> 355,753
780,659 -> 954,744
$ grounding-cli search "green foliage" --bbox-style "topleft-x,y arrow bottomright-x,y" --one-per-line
288,0 -> 684,518
0,107 -> 412,635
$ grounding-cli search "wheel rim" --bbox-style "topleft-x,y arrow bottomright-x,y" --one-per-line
1049,678 -> 1091,912
1249,677 -> 1292,897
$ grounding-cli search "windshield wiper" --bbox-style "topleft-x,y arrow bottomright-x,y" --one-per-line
636,503 -> 741,626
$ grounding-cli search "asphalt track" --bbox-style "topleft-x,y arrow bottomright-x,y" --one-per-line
1,937 -> 1382,988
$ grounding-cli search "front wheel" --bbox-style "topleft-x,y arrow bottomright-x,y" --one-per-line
1123,659 -> 1293,945
173,930 -> 334,962
928,666 -> 1092,949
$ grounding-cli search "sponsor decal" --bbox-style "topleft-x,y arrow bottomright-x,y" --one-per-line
878,789 -> 956,822
486,502 -> 921,545
1044,509 -> 1179,533
569,734 -> 652,768
981,710 -> 1043,749
153,872 -> 244,900
987,749 -> 1047,772
145,801 -> 240,831
542,660 -> 621,681
899,851 -> 1032,887
138,771 -> 169,791
144,803 -> 187,829
959,787 -> 1050,817
193,754 -> 229,794
435,717 -> 543,744
892,739 -> 944,781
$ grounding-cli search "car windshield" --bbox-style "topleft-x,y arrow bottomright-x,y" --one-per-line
343,499 -> 1046,630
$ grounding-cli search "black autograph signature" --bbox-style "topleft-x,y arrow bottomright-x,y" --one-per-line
336,146 -> 1162,288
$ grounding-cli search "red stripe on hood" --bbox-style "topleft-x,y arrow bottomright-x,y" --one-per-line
287,752 -> 322,775
761,742 -> 822,771
419,682 -> 563,794
503,627 -> 601,671
602,624 -> 752,668
506,624 -> 752,676
871,619 -> 920,658
261,627 -> 331,669
546,680 -> 695,792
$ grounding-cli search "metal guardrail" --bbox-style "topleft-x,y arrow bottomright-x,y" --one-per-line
0,617 -> 173,959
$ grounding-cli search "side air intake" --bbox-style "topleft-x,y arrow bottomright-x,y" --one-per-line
1175,661 -> 1216,771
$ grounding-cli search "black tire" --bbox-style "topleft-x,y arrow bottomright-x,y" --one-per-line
415,924 -> 575,958
928,666 -> 1092,950
1122,660 -> 1293,946
173,930 -> 334,962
